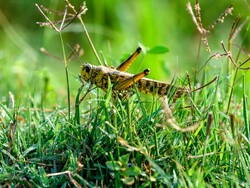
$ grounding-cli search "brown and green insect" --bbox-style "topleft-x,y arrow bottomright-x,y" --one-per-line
81,47 -> 187,100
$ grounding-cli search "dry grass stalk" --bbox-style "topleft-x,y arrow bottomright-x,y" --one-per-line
160,97 -> 200,132
187,1 -> 234,53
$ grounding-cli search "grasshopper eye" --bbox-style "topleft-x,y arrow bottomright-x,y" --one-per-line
85,64 -> 91,73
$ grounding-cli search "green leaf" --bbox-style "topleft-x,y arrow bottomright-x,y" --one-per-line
123,165 -> 141,176
119,154 -> 130,166
38,167 -> 50,187
106,161 -> 122,171
147,46 -> 169,54
22,144 -> 37,157
145,155 -> 171,186
121,177 -> 135,185
242,75 -> 249,139
0,102 -> 14,121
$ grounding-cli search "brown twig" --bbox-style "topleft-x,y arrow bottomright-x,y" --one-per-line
221,42 -> 250,70
191,76 -> 218,92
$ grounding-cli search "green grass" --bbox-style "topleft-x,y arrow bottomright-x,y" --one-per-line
1,74 -> 250,187
1,0 -> 250,187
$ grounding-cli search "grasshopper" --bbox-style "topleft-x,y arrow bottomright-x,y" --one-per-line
81,47 -> 187,100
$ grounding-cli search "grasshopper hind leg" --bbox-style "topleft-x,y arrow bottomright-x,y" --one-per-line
113,69 -> 150,90
116,47 -> 142,72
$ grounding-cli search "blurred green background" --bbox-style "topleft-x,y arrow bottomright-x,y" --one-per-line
0,0 -> 249,105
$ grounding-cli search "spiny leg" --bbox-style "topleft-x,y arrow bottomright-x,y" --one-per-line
114,69 -> 150,90
116,47 -> 142,72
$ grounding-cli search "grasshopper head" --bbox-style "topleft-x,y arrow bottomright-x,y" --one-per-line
81,63 -> 93,82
